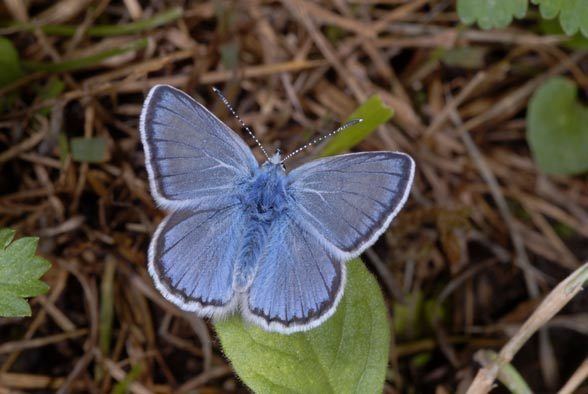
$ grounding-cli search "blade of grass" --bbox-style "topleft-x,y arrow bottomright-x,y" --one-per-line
23,38 -> 147,73
467,262 -> 588,394
475,350 -> 532,394
320,95 -> 394,157
0,7 -> 182,37
95,258 -> 116,383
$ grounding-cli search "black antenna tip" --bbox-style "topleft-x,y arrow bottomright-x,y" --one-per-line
212,86 -> 220,93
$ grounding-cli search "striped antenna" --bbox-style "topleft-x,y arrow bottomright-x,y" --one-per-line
212,87 -> 270,161
281,119 -> 363,163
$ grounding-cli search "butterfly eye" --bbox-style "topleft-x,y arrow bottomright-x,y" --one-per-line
280,163 -> 286,171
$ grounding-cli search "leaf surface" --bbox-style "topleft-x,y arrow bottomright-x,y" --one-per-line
527,77 -> 588,175
533,0 -> 588,37
0,37 -> 23,88
216,259 -> 391,393
0,229 -> 51,317
457,0 -> 528,30
320,95 -> 394,157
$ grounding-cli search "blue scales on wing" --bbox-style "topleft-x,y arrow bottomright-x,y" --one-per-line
149,206 -> 246,314
288,152 -> 415,257
140,85 -> 258,210
243,213 -> 345,333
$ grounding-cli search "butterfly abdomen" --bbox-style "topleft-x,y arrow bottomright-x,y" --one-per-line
233,220 -> 269,292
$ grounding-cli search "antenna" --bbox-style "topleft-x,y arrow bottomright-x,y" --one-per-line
281,119 -> 363,163
212,86 -> 270,160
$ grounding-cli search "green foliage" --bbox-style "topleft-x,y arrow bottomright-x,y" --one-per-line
457,0 -> 528,30
457,0 -> 588,38
0,37 -> 23,88
539,18 -> 588,49
71,137 -> 108,163
0,229 -> 51,317
527,77 -> 588,175
532,0 -> 588,37
439,47 -> 488,70
3,7 -> 183,37
393,291 -> 445,340
320,95 -> 394,157
215,259 -> 391,393
23,38 -> 148,73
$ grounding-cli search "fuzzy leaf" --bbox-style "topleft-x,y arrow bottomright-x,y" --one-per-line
215,259 -> 390,393
320,95 -> 394,157
0,229 -> 51,317
457,0 -> 528,30
527,77 -> 588,175
533,0 -> 588,37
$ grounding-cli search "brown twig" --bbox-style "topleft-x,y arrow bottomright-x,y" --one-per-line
467,263 -> 588,393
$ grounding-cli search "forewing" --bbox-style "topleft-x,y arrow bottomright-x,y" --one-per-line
149,205 -> 245,315
288,152 -> 414,258
140,85 -> 258,209
243,214 -> 345,334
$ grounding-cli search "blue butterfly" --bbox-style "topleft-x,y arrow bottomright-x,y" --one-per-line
140,85 -> 415,334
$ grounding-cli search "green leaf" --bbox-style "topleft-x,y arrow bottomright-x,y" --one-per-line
320,95 -> 394,157
0,37 -> 23,88
539,18 -> 588,49
457,0 -> 528,30
440,47 -> 488,70
71,137 -> 108,163
0,229 -> 51,317
215,259 -> 390,393
0,229 -> 15,249
533,0 -> 588,37
527,77 -> 588,175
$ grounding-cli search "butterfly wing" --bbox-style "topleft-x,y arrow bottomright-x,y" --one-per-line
140,84 -> 258,210
149,205 -> 245,314
242,213 -> 345,334
288,151 -> 414,258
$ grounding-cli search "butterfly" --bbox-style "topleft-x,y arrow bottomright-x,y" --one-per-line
140,85 -> 415,334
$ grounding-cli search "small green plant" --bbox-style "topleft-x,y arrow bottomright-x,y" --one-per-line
532,0 -> 588,37
216,259 -> 391,393
0,229 -> 51,317
527,77 -> 588,175
457,0 -> 588,38
457,0 -> 528,30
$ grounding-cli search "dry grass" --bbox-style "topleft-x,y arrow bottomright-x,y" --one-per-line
0,1 -> 587,392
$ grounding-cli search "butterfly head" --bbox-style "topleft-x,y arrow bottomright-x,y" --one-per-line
266,148 -> 286,172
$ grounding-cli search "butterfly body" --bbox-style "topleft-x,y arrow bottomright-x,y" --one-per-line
234,159 -> 289,291
141,85 -> 415,333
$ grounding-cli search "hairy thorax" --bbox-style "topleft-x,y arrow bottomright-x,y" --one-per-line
242,163 -> 289,221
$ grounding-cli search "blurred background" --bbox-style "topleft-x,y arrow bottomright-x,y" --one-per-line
0,0 -> 587,392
